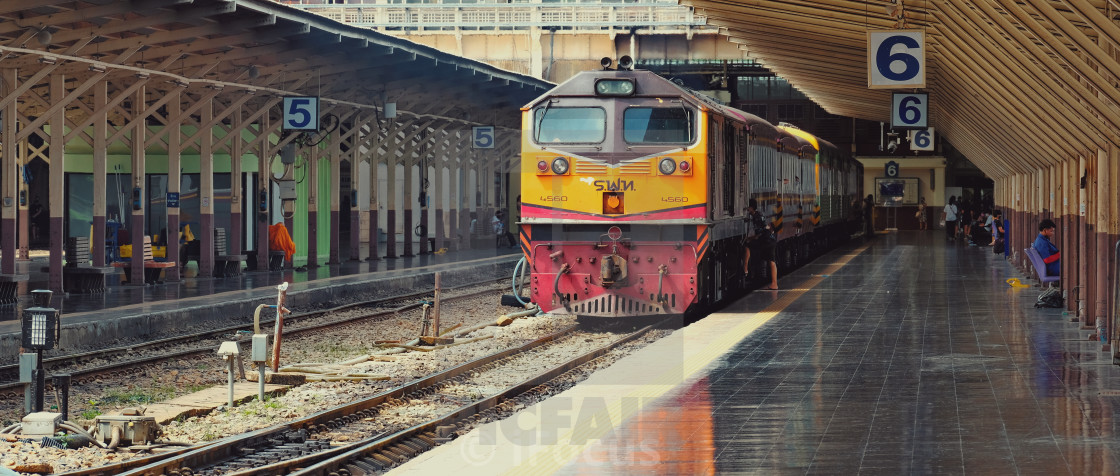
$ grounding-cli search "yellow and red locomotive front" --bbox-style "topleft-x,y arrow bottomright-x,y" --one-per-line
520,69 -> 709,317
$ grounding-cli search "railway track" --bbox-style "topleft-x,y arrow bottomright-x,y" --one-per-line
0,280 -> 506,396
60,318 -> 663,475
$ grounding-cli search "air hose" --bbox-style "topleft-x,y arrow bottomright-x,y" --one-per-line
512,256 -> 530,306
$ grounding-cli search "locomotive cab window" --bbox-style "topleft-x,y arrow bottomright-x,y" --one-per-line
533,107 -> 607,144
623,106 -> 694,144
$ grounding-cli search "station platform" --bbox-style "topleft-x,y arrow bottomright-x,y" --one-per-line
392,231 -> 1120,475
0,242 -> 520,361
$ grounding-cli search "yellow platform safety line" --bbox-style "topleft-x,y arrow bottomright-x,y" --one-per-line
1006,278 -> 1031,288
509,242 -> 872,476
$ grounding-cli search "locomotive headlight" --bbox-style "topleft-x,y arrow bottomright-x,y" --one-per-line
551,157 -> 570,175
537,160 -> 549,173
594,79 -> 635,96
658,158 -> 677,175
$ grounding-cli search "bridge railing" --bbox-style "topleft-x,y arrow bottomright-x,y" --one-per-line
284,2 -> 708,30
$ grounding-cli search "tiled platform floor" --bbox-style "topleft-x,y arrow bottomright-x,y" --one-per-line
393,231 -> 1120,475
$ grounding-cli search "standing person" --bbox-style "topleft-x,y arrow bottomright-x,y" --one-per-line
863,194 -> 874,238
916,197 -> 927,230
1033,219 -> 1060,277
942,196 -> 959,240
990,210 -> 1004,250
743,199 -> 778,290
29,199 -> 44,244
959,200 -> 972,240
491,210 -> 505,248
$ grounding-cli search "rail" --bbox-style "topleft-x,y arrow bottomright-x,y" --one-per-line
285,2 -> 708,30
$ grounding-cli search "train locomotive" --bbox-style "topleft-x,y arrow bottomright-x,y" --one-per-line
519,60 -> 863,318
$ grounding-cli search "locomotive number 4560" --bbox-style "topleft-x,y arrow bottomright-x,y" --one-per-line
662,196 -> 688,202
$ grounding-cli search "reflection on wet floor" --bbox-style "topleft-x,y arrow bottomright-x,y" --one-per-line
0,242 -> 520,322
560,231 -> 1120,474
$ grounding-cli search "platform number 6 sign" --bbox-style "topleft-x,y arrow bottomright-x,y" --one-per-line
909,127 -> 935,151
868,30 -> 925,89
892,92 -> 928,129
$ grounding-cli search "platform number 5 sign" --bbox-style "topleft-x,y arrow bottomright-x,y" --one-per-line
868,30 -> 925,89
283,97 -> 319,131
472,126 -> 494,149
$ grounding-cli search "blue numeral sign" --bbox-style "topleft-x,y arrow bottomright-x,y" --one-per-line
892,93 -> 928,129
283,97 -> 319,131
910,127 -> 935,151
868,30 -> 926,89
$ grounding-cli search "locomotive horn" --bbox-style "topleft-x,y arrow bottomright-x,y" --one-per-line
600,57 -> 613,70
618,55 -> 634,70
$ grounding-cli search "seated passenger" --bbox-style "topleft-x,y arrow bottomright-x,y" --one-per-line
269,222 -> 296,261
1033,219 -> 1060,276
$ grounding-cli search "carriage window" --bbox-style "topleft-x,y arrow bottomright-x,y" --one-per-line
623,107 -> 693,144
533,107 -> 606,144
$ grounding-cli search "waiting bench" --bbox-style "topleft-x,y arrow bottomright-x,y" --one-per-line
1024,247 -> 1060,286
113,236 -> 176,284
43,237 -> 115,294
213,228 -> 247,277
184,228 -> 246,277
0,273 -> 28,304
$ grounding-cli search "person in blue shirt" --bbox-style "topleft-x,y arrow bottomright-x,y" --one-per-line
1033,219 -> 1060,276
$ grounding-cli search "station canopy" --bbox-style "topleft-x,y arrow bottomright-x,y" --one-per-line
0,0 -> 551,131
681,0 -> 1120,178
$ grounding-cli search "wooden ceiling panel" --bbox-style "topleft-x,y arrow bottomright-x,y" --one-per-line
681,0 -> 1120,176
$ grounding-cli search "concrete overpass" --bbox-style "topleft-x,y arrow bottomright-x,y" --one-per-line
281,0 -> 750,83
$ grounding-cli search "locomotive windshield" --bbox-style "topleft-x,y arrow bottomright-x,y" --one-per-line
533,107 -> 606,144
623,107 -> 694,144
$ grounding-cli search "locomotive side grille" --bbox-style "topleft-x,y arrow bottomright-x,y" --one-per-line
576,163 -> 607,175
619,163 -> 650,174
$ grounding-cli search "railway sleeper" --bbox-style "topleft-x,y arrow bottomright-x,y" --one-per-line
402,439 -> 427,451
354,457 -> 385,471
371,453 -> 396,466
392,443 -> 417,455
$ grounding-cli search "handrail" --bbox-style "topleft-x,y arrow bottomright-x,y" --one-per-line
286,3 -> 709,30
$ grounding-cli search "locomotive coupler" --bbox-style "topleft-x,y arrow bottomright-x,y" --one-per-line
600,253 -> 628,288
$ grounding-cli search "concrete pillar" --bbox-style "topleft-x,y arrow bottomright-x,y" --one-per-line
1096,147 -> 1109,345
200,98 -> 215,278
1,69 -> 16,275
350,116 -> 362,261
449,165 -> 460,251
307,143 -> 319,268
256,129 -> 270,272
167,90 -> 181,280
129,84 -> 146,286
17,144 -> 26,260
230,105 -> 243,257
93,82 -> 108,268
403,157 -> 415,258
368,150 -> 380,261
328,127 -> 342,265
1078,154 -> 1089,325
435,165 -> 446,252
47,74 -> 65,293
385,157 -> 397,259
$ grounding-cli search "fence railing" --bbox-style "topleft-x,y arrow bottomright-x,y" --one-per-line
283,2 -> 707,30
